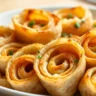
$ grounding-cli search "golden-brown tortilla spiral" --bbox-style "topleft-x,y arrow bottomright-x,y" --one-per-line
54,6 -> 93,36
79,67 -> 96,96
34,38 -> 86,96
6,43 -> 47,94
12,9 -> 62,44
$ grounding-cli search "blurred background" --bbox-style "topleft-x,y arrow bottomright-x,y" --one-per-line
0,0 -> 96,12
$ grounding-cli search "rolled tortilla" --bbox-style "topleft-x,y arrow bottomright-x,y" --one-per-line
81,29 -> 96,68
0,77 -> 12,88
6,43 -> 47,94
0,72 -> 12,88
34,38 -> 86,96
0,43 -> 25,73
79,67 -> 96,96
54,6 -> 93,36
12,9 -> 62,44
0,26 -> 15,46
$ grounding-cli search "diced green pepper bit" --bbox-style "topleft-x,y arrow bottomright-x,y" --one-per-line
74,59 -> 79,63
67,14 -> 73,19
37,54 -> 42,59
28,20 -> 35,27
74,22 -> 80,28
62,32 -> 68,37
93,24 -> 96,27
8,50 -> 14,55
40,24 -> 45,27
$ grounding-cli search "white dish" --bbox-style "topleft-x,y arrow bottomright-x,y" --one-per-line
0,5 -> 96,96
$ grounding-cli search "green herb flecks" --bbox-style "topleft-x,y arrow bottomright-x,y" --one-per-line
81,19 -> 85,24
62,32 -> 72,38
74,22 -> 80,28
36,29 -> 38,31
68,34 -> 72,37
67,14 -> 73,19
62,32 -> 68,37
37,50 -> 40,53
8,50 -> 14,56
28,20 -> 35,27
93,24 -> 96,27
74,59 -> 79,63
40,24 -> 45,27
37,55 -> 42,59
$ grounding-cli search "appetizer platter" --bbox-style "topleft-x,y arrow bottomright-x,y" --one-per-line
0,5 -> 96,96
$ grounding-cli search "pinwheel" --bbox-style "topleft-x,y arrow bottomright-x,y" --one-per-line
34,38 -> 86,96
79,67 -> 96,96
0,43 -> 25,73
6,43 -> 47,94
54,6 -> 93,36
81,29 -> 96,68
0,26 -> 15,46
12,9 -> 62,44
0,77 -> 12,88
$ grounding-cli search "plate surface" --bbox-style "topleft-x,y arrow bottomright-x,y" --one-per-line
0,5 -> 96,96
